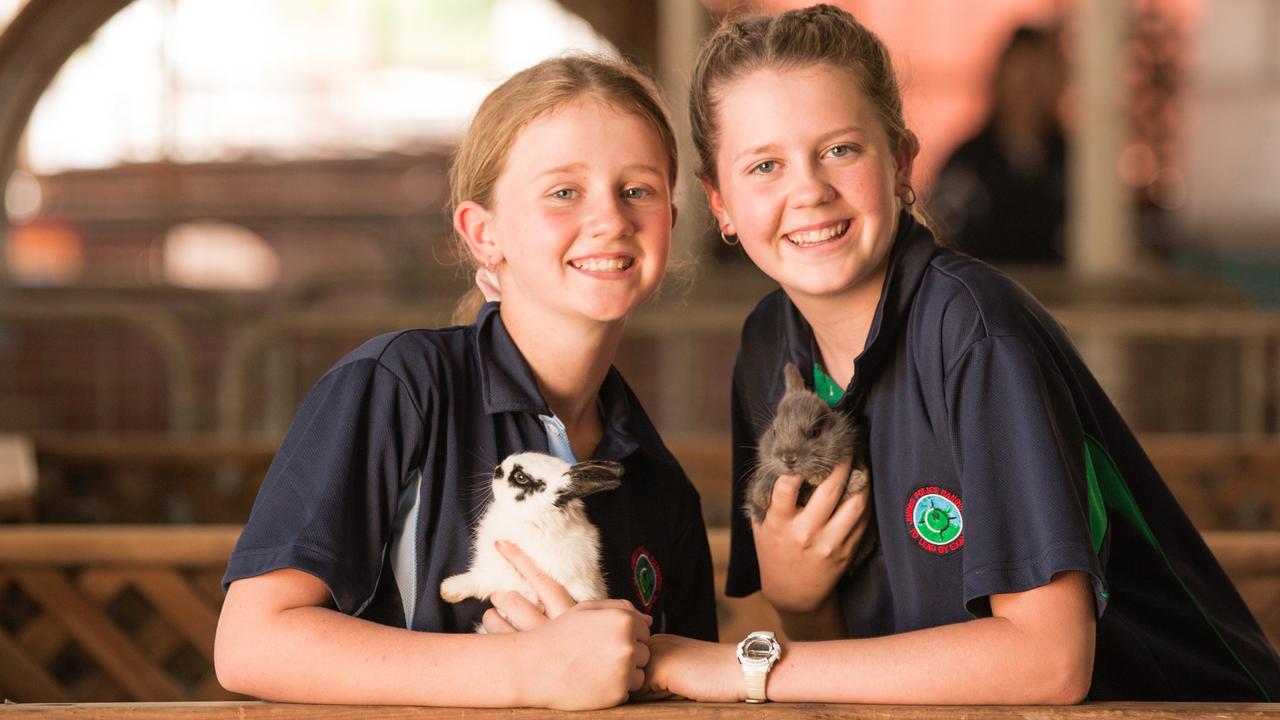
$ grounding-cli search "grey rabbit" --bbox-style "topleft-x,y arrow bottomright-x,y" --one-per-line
744,362 -> 871,525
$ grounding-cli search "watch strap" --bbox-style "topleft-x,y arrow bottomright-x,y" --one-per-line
744,669 -> 768,703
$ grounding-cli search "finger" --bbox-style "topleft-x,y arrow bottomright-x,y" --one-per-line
634,639 -> 652,669
766,473 -> 805,522
481,607 -> 517,634
797,459 -> 852,530
633,614 -> 653,643
628,667 -> 646,694
496,540 -> 576,618
575,598 -> 638,613
490,590 -> 551,631
822,482 -> 867,541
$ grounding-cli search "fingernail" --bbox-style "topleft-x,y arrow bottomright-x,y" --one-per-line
495,540 -> 510,549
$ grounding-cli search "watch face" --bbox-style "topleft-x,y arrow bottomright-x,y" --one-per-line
743,638 -> 775,660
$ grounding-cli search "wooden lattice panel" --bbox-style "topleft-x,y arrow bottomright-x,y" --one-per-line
0,526 -> 1276,704
0,526 -> 241,703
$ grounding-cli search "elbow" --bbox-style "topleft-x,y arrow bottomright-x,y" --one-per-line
1036,640 -> 1094,705
1044,668 -> 1091,705
214,614 -> 264,697
213,628 -> 250,696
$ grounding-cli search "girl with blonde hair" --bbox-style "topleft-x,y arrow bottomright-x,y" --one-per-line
216,55 -> 716,710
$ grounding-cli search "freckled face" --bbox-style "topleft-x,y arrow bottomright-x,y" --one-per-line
706,65 -> 910,303
488,97 -> 673,324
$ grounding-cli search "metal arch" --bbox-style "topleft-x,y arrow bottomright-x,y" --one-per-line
0,0 -> 136,281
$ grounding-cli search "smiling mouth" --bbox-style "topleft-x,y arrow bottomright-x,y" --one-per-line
784,220 -> 850,247
570,256 -> 635,272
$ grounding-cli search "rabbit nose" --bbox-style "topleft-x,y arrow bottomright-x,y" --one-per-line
782,452 -> 798,466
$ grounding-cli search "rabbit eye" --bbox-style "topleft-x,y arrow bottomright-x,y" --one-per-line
806,415 -> 830,439
512,470 -> 529,486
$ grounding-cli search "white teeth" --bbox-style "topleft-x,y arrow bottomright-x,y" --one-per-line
786,221 -> 850,246
571,257 -> 634,272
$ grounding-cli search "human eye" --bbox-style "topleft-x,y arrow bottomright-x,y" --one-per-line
550,187 -> 577,200
826,143 -> 860,159
621,185 -> 654,200
749,160 -> 778,175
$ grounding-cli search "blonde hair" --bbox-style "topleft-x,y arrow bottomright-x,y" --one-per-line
448,54 -> 678,324
689,4 -> 924,223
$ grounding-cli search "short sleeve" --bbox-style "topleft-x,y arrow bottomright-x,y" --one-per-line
945,335 -> 1105,616
223,358 -> 426,614
725,352 -> 763,598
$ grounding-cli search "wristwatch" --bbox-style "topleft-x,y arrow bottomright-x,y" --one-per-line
736,630 -> 782,703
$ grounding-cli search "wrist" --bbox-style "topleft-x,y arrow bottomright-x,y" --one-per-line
736,631 -> 782,703
761,583 -> 827,614
508,631 -> 546,708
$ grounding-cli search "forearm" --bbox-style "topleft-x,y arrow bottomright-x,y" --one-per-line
216,604 -> 529,706
770,615 -> 1092,704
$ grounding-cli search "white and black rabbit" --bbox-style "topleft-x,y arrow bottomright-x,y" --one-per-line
440,452 -> 623,606
744,362 -> 871,525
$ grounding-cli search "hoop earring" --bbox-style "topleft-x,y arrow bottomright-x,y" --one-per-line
900,184 -> 917,206
720,229 -> 739,246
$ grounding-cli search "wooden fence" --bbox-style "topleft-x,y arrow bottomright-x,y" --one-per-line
0,527 -> 239,703
1,526 -> 1278,703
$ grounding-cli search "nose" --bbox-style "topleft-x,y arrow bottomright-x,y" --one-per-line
789,160 -> 836,208
586,192 -> 635,239
782,452 -> 798,467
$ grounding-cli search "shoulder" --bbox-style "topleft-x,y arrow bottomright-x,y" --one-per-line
911,249 -> 1063,370
321,326 -> 475,408
736,289 -> 793,383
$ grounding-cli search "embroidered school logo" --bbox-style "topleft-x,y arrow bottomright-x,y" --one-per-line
905,486 -> 964,555
631,546 -> 662,611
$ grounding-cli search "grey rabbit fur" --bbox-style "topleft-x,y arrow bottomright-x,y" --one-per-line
744,362 -> 871,525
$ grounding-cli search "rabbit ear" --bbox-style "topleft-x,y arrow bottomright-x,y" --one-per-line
783,362 -> 804,392
558,460 -> 623,506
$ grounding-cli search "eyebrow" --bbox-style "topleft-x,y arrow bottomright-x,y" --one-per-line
535,162 -> 666,179
732,126 -> 867,163
536,162 -> 587,179
624,163 -> 666,177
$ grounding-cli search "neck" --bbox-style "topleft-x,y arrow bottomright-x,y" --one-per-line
786,259 -> 889,391
498,302 -> 624,459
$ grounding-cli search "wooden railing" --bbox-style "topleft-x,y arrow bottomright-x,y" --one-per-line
2,700 -> 1279,718
1,525 -> 1278,704
0,527 -> 240,703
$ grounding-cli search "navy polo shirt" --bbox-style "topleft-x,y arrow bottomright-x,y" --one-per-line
225,302 -> 717,641
727,213 -> 1280,700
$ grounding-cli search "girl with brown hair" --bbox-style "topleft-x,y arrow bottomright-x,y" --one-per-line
642,4 -> 1280,704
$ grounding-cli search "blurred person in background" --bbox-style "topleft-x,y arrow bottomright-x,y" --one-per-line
929,25 -> 1067,264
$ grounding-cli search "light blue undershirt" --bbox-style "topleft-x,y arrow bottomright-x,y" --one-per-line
539,413 -> 577,463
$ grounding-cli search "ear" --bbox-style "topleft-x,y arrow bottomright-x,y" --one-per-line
783,362 -> 804,392
698,176 -> 735,236
453,200 -> 503,268
561,460 -> 624,502
894,130 -> 920,189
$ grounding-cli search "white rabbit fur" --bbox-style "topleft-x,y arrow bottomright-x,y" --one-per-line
440,452 -> 623,606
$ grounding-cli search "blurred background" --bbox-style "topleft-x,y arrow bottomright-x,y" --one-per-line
0,0 -> 1277,703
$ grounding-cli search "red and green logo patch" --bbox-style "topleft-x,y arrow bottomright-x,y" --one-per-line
630,546 -> 662,611
905,486 -> 964,554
